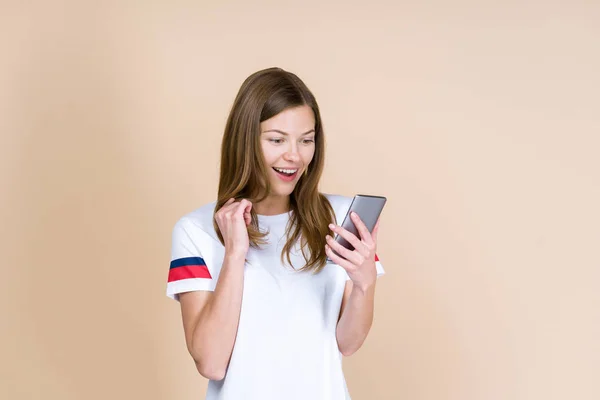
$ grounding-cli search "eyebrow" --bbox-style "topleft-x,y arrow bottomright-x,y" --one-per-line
261,129 -> 315,136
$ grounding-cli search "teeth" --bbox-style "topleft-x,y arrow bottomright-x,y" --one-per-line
274,167 -> 298,174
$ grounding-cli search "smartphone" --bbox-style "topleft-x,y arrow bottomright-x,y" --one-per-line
333,194 -> 387,252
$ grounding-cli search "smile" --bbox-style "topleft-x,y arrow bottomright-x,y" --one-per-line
273,167 -> 299,176
272,167 -> 299,181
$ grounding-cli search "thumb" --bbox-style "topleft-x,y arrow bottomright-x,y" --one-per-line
243,202 -> 253,226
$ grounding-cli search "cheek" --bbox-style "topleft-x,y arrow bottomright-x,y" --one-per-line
301,146 -> 316,163
261,143 -> 279,164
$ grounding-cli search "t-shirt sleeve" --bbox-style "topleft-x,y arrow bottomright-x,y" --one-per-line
166,217 -> 219,301
374,253 -> 385,277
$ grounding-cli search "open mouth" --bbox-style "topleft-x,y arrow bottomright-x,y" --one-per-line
273,167 -> 299,178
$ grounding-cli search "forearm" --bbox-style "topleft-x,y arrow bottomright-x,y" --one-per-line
336,282 -> 376,356
191,253 -> 245,375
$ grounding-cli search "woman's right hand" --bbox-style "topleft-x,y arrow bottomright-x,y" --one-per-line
215,198 -> 253,259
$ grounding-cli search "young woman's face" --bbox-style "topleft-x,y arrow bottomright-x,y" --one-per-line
260,105 -> 316,198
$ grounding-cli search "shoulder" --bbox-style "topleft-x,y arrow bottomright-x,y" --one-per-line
322,193 -> 354,224
173,200 -> 220,242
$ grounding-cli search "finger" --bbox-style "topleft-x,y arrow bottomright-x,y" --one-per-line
219,198 -> 238,215
235,199 -> 249,217
222,197 -> 235,209
325,235 -> 362,265
237,200 -> 252,224
325,244 -> 355,272
371,218 -> 380,244
217,198 -> 235,215
243,202 -> 253,225
350,212 -> 374,246
329,223 -> 368,256
224,200 -> 244,221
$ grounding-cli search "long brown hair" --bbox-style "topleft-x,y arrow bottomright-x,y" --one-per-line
213,67 -> 335,273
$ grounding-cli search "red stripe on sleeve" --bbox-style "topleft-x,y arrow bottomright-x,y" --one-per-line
168,265 -> 212,282
375,254 -> 379,262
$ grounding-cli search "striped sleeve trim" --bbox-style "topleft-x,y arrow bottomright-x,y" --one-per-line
168,256 -> 212,282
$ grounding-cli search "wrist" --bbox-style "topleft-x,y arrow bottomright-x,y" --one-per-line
224,250 -> 247,265
352,280 -> 376,296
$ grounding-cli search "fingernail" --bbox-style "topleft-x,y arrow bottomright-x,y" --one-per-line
326,235 -> 331,240
351,212 -> 357,218
328,223 -> 335,229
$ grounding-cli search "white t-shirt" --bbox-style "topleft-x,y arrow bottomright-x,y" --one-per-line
166,194 -> 385,400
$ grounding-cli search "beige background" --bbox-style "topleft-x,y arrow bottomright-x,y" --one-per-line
1,1 -> 599,399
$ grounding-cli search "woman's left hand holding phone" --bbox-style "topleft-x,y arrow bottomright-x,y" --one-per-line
325,212 -> 379,293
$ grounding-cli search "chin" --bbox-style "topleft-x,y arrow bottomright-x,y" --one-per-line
272,188 -> 295,197
271,183 -> 297,197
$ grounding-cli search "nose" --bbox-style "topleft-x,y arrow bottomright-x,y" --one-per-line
283,143 -> 300,163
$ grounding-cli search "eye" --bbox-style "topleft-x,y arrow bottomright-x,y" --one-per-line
268,138 -> 284,144
302,138 -> 315,144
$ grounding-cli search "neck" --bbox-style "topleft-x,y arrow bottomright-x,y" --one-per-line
253,195 -> 290,216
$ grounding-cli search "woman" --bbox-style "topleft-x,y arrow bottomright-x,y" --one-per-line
166,67 -> 385,400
